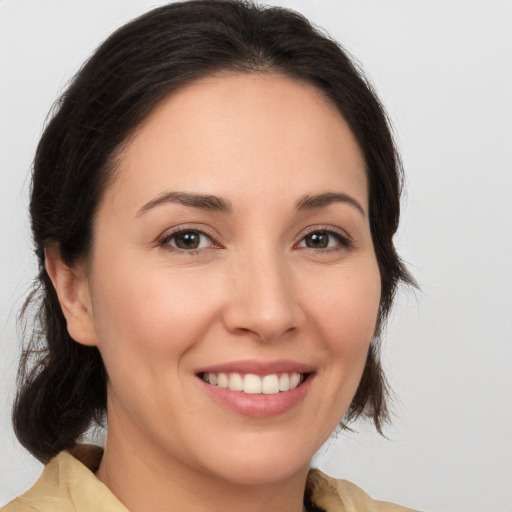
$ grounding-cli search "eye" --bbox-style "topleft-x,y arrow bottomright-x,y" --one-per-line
297,229 -> 351,251
160,229 -> 215,251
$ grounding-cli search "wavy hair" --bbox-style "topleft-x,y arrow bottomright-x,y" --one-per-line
14,0 -> 414,463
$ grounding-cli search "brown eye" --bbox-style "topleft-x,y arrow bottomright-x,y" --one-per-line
164,230 -> 213,251
304,232 -> 329,249
298,230 -> 351,250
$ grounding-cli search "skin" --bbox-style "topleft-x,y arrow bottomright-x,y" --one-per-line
46,73 -> 381,512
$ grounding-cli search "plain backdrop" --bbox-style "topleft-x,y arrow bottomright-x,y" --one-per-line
1,1 -> 511,511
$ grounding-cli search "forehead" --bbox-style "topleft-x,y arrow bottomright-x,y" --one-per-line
106,72 -> 368,212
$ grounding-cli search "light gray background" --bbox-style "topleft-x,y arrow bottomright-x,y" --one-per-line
1,1 -> 511,511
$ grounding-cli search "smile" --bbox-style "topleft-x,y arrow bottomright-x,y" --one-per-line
201,372 -> 305,394
196,360 -> 315,417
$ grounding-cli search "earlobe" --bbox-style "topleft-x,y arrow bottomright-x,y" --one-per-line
44,245 -> 97,347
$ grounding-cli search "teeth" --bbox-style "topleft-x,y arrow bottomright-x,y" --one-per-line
261,374 -> 279,394
217,373 -> 229,388
229,373 -> 243,391
202,371 -> 305,394
290,372 -> 301,389
243,374 -> 261,394
278,373 -> 290,391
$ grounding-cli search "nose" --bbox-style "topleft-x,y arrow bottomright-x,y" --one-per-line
223,249 -> 302,343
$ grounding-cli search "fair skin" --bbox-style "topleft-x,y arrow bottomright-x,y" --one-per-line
46,73 -> 381,512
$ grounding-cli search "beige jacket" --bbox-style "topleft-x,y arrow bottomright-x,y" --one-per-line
2,445 -> 419,512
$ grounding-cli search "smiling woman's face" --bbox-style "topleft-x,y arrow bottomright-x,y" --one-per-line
71,73 -> 381,485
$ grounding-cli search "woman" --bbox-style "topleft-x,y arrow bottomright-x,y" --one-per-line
3,1 -> 417,511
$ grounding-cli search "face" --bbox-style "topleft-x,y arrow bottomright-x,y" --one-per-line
77,73 -> 381,485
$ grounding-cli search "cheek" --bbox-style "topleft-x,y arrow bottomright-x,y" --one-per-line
305,260 -> 381,352
88,259 -> 224,364
296,258 -> 381,439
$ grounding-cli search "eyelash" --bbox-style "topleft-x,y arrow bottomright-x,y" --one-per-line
297,226 -> 353,252
158,226 -> 219,254
158,225 -> 353,254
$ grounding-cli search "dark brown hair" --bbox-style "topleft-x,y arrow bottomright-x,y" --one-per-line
14,0 -> 414,463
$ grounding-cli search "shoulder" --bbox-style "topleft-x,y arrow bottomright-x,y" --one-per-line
307,468 -> 421,512
1,446 -> 127,512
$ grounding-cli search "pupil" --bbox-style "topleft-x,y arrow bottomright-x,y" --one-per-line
177,231 -> 199,249
307,232 -> 328,248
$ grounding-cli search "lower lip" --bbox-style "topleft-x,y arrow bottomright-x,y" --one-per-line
199,375 -> 313,418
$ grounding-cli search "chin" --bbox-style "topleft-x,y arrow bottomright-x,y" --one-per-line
210,457 -> 309,487
195,432 -> 318,486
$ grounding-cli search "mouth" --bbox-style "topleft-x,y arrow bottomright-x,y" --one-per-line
199,371 -> 310,395
195,360 -> 315,417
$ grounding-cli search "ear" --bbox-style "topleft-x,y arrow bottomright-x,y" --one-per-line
44,245 -> 97,346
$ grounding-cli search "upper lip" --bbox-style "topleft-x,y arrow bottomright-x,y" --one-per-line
195,359 -> 315,376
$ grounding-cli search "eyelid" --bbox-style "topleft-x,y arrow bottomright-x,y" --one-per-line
157,224 -> 222,252
156,223 -> 353,253
295,225 -> 353,250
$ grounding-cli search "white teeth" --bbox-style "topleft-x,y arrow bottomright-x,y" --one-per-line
202,371 -> 306,394
261,374 -> 280,395
229,373 -> 243,391
278,373 -> 290,391
217,373 -> 228,388
243,374 -> 261,394
290,372 -> 301,389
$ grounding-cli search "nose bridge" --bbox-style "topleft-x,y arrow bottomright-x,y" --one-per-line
224,241 -> 299,341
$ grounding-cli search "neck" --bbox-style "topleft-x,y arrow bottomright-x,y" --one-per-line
96,423 -> 310,512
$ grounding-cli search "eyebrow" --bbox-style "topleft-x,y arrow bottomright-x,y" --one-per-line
137,190 -> 365,218
137,191 -> 233,217
296,192 -> 366,217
